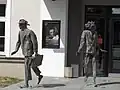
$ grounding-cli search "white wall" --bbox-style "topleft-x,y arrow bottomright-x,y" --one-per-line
10,0 -> 41,58
10,0 -> 68,77
39,0 -> 68,77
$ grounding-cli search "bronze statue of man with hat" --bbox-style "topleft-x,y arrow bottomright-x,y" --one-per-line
11,19 -> 43,88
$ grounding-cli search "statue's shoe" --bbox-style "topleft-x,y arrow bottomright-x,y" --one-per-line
37,75 -> 43,84
19,84 -> 29,88
84,76 -> 88,82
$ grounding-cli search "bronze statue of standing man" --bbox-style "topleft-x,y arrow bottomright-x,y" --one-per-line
11,19 -> 43,88
76,21 -> 98,85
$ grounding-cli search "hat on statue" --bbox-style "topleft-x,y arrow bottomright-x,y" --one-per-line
18,19 -> 30,26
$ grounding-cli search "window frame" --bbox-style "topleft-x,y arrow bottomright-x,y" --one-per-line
0,0 -> 11,56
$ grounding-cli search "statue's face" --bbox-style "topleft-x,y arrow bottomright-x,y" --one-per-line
19,23 -> 26,30
90,21 -> 96,31
85,21 -> 91,29
90,21 -> 95,27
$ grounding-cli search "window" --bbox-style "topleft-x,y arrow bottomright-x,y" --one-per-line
0,4 -> 6,53
0,22 -> 5,51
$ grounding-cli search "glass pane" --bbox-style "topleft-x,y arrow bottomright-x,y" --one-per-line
0,22 -> 5,36
112,48 -> 120,59
113,60 -> 120,69
113,21 -> 120,44
0,4 -> 6,16
0,38 -> 4,51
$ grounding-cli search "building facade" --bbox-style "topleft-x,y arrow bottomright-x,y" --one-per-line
0,0 -> 120,77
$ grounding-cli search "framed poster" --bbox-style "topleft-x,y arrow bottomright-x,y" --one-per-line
42,20 -> 61,49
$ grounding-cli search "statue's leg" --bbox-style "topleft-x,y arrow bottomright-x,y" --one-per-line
92,56 -> 96,84
21,57 -> 32,88
84,54 -> 90,82
30,57 -> 43,85
27,57 -> 32,81
32,66 -> 41,76
32,66 -> 43,84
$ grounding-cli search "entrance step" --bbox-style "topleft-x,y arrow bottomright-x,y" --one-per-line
109,73 -> 120,78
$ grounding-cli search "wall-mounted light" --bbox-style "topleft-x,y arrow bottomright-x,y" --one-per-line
52,0 -> 56,1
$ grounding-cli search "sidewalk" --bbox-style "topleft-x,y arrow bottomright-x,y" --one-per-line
1,76 -> 120,90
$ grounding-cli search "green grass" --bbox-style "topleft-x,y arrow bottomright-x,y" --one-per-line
0,76 -> 23,88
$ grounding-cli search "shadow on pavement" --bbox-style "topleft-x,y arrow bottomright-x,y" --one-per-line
32,84 -> 66,88
95,82 -> 120,87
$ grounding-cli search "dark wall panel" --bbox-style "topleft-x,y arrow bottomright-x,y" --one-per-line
67,0 -> 83,76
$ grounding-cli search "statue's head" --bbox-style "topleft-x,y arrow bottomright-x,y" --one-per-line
85,21 -> 96,31
18,19 -> 30,30
85,21 -> 91,29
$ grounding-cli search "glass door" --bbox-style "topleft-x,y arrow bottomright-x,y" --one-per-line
84,6 -> 107,76
109,18 -> 120,73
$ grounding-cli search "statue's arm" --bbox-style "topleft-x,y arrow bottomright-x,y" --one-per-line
30,30 -> 38,53
77,31 -> 85,53
15,31 -> 21,52
11,32 -> 21,55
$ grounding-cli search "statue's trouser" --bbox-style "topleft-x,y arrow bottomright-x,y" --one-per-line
24,56 -> 41,86
84,54 -> 96,84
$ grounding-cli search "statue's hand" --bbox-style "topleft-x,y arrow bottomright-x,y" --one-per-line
32,52 -> 38,58
100,49 -> 107,53
76,51 -> 80,56
11,51 -> 17,55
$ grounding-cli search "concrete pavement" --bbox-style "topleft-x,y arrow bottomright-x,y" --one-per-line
1,76 -> 120,90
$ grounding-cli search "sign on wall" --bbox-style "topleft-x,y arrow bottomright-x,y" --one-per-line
112,8 -> 120,14
42,20 -> 61,49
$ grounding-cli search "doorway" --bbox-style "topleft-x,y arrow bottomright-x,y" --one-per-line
109,17 -> 120,73
84,6 -> 108,76
84,5 -> 120,76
